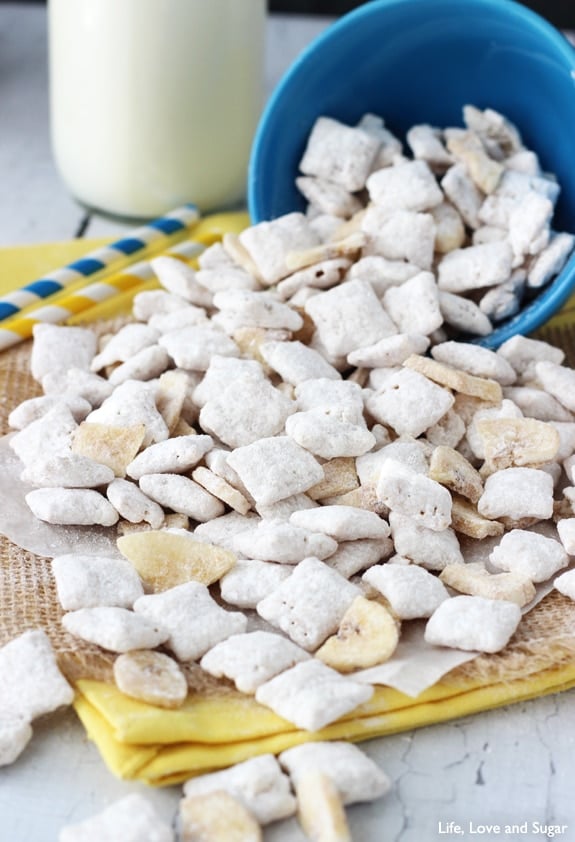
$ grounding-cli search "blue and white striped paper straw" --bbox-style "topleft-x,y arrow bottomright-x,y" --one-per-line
0,238 -> 203,352
0,203 -> 199,322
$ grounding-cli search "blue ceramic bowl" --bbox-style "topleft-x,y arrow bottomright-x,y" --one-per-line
248,0 -> 575,348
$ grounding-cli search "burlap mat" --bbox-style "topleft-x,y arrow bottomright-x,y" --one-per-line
1,332 -> 575,697
0,338 -> 116,682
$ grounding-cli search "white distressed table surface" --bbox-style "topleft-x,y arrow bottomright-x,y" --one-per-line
0,4 -> 574,841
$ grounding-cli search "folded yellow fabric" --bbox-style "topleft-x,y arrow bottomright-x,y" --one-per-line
74,661 -> 575,786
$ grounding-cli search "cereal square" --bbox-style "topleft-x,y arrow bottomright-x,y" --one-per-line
305,279 -> 397,358
59,793 -> 173,842
477,468 -> 554,522
489,529 -> 568,582
199,377 -> 294,448
52,553 -> 144,610
366,368 -> 454,438
279,741 -> 390,804
366,159 -> 443,212
363,563 -> 449,619
0,630 -> 74,721
200,631 -> 310,693
377,460 -> 452,532
424,595 -> 521,653
256,557 -> 360,650
239,213 -> 320,286
388,511 -> 463,569
134,582 -> 247,661
0,716 -> 32,768
62,606 -> 169,653
361,208 -> 436,269
289,505 -> 389,541
31,324 -> 97,382
182,755 -> 296,825
299,116 -> 380,192
220,559 -> 292,608
255,659 -> 372,731
227,436 -> 324,506
285,409 -> 375,459
382,271 -> 443,336
232,520 -> 337,564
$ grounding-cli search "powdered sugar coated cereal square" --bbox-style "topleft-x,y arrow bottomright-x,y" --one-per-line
554,568 -> 575,601
220,559 -> 292,608
363,563 -> 450,619
52,553 -> 144,610
0,630 -> 74,721
299,116 -> 380,192
305,279 -> 397,358
382,271 -> 443,336
366,368 -> 454,438
279,741 -> 390,804
285,409 -> 375,459
134,582 -> 247,661
489,529 -> 568,582
362,208 -> 436,269
227,436 -> 324,506
200,630 -> 310,693
31,324 -> 97,382
477,468 -> 554,522
289,505 -> 389,541
199,378 -> 294,449
424,595 -> 521,653
25,487 -> 119,527
0,716 -> 33,768
232,519 -> 337,564
182,755 -> 295,825
62,606 -> 169,653
377,460 -> 452,531
239,213 -> 320,286
255,659 -> 372,731
257,557 -> 360,650
59,792 -> 174,842
389,511 -> 463,569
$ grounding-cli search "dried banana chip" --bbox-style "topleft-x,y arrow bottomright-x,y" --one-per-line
294,770 -> 351,842
440,561 -> 536,606
117,530 -> 236,591
155,369 -> 193,434
476,416 -> 560,470
113,650 -> 188,709
404,353 -> 502,402
450,495 -> 504,539
428,444 -> 484,503
72,421 -> 146,478
315,596 -> 399,672
192,466 -> 251,515
307,457 -> 359,501
180,790 -> 262,842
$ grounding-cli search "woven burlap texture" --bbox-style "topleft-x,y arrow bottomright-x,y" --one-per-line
1,334 -> 575,695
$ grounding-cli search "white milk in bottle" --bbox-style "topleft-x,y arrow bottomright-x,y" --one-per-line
48,0 -> 266,218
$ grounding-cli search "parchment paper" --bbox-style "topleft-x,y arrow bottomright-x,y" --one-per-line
0,434 -> 119,558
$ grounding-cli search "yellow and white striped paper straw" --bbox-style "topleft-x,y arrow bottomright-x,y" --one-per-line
0,239 -> 203,351
0,204 -> 199,322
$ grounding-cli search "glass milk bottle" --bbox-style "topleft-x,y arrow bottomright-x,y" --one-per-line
48,0 -> 266,219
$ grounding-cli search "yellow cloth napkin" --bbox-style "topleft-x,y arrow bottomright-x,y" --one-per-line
0,238 -> 111,294
2,214 -> 575,787
74,662 -> 575,786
